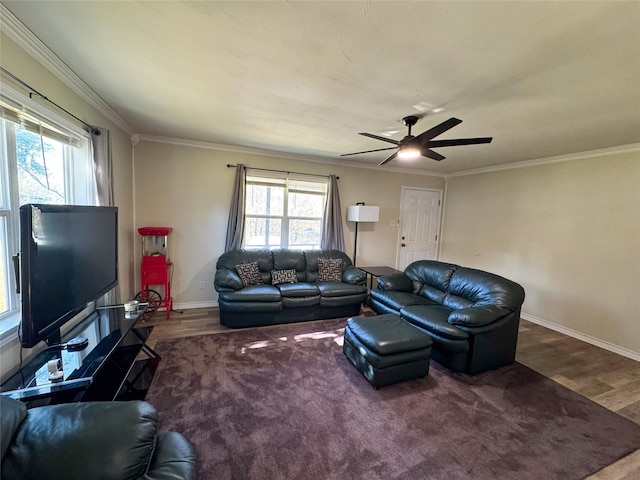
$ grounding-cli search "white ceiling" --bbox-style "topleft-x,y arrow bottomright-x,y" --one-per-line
3,1 -> 640,174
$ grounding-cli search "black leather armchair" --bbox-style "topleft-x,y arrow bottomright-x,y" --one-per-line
369,261 -> 525,374
0,395 -> 195,480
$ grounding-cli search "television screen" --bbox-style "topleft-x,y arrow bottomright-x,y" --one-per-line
20,204 -> 118,348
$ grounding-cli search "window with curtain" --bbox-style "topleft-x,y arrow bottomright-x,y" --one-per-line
243,173 -> 328,250
0,88 -> 94,336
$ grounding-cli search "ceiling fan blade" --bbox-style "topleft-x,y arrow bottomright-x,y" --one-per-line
340,147 -> 397,157
359,132 -> 401,145
379,152 -> 398,166
427,137 -> 493,148
421,148 -> 446,161
414,117 -> 463,143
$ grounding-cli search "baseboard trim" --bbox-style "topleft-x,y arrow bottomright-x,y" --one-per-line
171,301 -> 219,311
521,313 -> 640,362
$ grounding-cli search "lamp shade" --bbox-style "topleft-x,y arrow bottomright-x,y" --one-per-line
347,205 -> 380,222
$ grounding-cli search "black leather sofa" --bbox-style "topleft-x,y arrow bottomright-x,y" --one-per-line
215,249 -> 367,327
0,395 -> 195,480
369,260 -> 525,374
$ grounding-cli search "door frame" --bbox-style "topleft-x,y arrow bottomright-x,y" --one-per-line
395,186 -> 444,269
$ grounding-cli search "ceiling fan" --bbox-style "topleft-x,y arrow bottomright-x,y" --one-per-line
341,116 -> 493,165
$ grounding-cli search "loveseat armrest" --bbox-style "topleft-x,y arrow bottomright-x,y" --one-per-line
141,431 -> 196,480
214,268 -> 244,291
448,306 -> 512,328
342,266 -> 366,285
376,273 -> 413,292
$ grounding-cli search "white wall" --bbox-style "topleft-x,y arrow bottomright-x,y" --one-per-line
441,149 -> 640,357
133,139 -> 444,306
0,33 -> 135,378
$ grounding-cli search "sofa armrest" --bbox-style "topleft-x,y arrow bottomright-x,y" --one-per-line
342,265 -> 366,285
448,306 -> 512,327
214,268 -> 244,291
376,273 -> 413,292
0,396 -> 27,460
141,431 -> 196,480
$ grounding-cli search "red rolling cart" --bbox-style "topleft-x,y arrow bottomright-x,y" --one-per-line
136,227 -> 173,318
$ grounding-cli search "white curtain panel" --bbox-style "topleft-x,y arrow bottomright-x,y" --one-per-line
91,126 -> 120,304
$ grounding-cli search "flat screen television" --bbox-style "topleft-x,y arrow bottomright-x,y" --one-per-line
19,204 -> 118,348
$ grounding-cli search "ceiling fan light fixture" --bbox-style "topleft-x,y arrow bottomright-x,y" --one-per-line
397,145 -> 421,160
343,116 -> 493,166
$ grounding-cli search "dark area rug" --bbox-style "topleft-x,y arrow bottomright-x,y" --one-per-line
146,318 -> 640,480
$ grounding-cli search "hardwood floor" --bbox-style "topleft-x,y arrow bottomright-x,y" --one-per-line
143,307 -> 640,478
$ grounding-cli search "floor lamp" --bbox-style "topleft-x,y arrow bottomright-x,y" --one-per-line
347,203 -> 380,266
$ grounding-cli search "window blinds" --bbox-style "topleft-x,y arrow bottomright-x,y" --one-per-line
0,94 -> 82,148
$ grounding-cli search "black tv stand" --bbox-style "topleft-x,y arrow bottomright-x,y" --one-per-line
0,306 -> 160,407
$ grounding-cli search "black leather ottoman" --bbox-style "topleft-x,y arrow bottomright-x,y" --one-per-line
343,314 -> 433,389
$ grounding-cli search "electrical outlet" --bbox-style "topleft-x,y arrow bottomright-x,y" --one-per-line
199,280 -> 206,290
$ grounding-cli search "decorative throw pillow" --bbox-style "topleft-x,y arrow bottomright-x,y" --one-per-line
236,261 -> 263,287
271,269 -> 298,285
317,258 -> 343,282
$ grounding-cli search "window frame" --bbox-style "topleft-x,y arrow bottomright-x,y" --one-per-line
0,85 -> 95,342
243,172 -> 327,250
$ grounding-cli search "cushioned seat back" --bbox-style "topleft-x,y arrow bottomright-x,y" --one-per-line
446,267 -> 525,311
304,250 -> 352,283
404,261 -> 458,303
2,400 -> 158,480
215,249 -> 274,289
272,249 -> 307,282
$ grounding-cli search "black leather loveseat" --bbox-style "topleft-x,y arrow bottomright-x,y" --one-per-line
215,249 -> 367,327
0,395 -> 195,480
369,260 -> 525,374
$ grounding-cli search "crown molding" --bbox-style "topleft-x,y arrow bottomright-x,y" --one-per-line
0,3 -> 135,135
444,143 -> 640,179
133,133 -> 446,178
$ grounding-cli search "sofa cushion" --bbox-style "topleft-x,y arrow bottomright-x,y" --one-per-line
317,258 -> 343,281
401,305 -> 469,341
405,260 -> 458,300
218,300 -> 283,313
271,269 -> 297,285
236,261 -> 263,286
218,284 -> 281,303
369,288 -> 435,311
317,282 -> 366,297
448,306 -> 512,327
442,292 -> 474,310
272,249 -> 306,274
448,267 -> 526,310
304,250 -> 353,283
278,282 -> 320,297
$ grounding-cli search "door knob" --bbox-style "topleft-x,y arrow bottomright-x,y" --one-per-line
401,243 -> 406,247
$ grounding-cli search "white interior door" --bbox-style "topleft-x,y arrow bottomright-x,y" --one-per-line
396,187 -> 442,270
